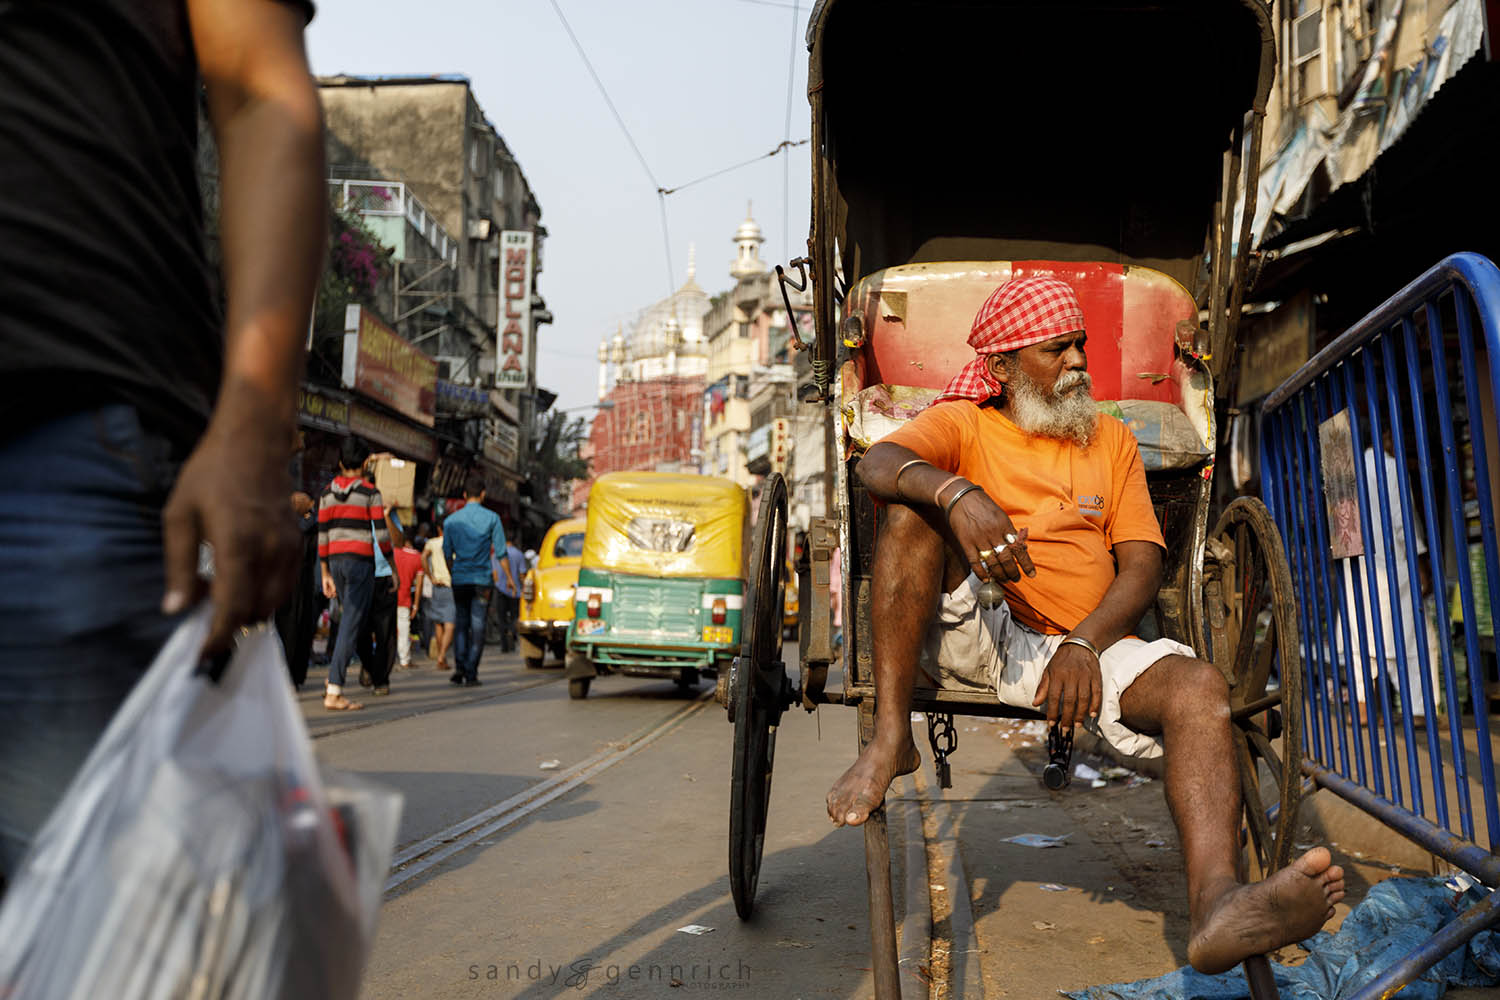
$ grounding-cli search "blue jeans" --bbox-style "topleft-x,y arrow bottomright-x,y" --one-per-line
451,583 -> 490,681
326,554 -> 374,688
0,405 -> 181,877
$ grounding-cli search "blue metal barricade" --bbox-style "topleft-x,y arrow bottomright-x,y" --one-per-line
1261,252 -> 1500,993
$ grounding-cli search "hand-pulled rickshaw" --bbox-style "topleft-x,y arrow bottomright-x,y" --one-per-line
723,2 -> 1303,997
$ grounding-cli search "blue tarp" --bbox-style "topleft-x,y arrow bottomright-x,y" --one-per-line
1064,877 -> 1500,1000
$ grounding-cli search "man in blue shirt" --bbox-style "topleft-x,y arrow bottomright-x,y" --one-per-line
489,540 -> 527,652
442,472 -> 515,685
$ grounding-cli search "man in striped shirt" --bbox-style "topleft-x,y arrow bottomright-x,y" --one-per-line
317,437 -> 392,710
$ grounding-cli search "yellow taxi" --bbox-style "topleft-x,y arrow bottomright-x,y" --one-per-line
518,516 -> 586,669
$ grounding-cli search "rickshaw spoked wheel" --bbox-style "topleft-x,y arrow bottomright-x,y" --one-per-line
1204,497 -> 1304,881
730,472 -> 792,920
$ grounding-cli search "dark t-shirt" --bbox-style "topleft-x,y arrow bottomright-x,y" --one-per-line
0,0 -> 311,453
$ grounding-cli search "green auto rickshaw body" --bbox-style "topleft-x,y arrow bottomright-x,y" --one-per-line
568,471 -> 749,686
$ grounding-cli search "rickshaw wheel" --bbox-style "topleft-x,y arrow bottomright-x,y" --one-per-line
729,473 -> 790,920
1205,496 -> 1304,881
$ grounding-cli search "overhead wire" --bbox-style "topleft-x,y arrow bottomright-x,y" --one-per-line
655,139 -> 808,196
547,0 -> 676,304
549,0 -> 813,347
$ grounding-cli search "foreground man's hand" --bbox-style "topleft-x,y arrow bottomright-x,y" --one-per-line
161,384 -> 299,653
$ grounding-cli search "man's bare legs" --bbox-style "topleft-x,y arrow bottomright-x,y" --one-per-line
826,503 -> 968,826
1118,655 -> 1346,972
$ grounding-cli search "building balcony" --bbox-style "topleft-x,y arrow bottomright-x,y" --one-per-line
328,178 -> 459,267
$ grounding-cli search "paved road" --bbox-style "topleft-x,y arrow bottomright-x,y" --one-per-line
298,648 -> 1485,999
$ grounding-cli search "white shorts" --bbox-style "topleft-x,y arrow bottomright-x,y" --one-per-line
917,575 -> 1195,760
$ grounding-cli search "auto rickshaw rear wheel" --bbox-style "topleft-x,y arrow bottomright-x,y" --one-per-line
730,472 -> 790,920
1204,496 -> 1304,881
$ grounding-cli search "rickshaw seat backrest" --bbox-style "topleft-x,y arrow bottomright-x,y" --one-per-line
847,261 -> 1198,407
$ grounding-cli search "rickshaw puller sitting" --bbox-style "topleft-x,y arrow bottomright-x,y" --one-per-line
826,276 -> 1346,975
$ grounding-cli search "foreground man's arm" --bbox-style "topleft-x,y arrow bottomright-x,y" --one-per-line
161,0 -> 326,652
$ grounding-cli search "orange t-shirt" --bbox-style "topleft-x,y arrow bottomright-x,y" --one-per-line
880,401 -> 1164,634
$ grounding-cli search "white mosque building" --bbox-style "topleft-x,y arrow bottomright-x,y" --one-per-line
595,210 -> 769,399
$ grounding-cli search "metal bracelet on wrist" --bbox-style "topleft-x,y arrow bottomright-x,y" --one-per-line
942,483 -> 984,520
1060,634 -> 1102,662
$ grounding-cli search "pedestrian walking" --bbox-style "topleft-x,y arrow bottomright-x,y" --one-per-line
442,473 -> 514,686
424,521 -> 457,671
355,491 -> 402,696
503,539 -> 527,652
318,438 -> 393,711
392,535 -> 425,670
274,491 -> 321,688
0,0 -> 324,877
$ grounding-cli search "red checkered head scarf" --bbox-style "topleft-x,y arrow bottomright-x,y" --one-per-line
933,275 -> 1086,404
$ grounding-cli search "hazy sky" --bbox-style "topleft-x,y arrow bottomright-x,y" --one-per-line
306,0 -> 814,415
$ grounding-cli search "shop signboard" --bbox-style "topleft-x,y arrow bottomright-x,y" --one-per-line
348,403 -> 437,464
497,230 -> 533,390
297,385 -> 349,433
771,417 -> 791,475
436,378 -> 490,418
342,305 -> 437,426
483,419 -> 520,470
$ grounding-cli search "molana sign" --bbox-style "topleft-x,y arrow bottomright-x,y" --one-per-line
497,230 -> 533,390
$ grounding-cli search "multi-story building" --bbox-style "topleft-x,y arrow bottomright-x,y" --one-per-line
317,75 -> 551,533
1220,0 -> 1497,497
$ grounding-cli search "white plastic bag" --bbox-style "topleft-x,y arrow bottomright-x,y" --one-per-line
0,605 -> 401,1000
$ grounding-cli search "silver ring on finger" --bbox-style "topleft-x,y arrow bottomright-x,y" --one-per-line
994,541 -> 1009,556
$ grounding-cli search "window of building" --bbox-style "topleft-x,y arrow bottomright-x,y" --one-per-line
737,322 -> 750,339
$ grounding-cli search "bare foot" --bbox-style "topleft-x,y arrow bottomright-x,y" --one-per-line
323,694 -> 364,712
1187,847 -> 1346,974
826,739 -> 921,827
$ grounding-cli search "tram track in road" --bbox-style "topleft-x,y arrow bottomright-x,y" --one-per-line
307,670 -> 565,741
383,691 -> 713,895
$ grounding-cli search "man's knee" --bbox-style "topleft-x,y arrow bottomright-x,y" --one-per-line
1165,656 -> 1230,719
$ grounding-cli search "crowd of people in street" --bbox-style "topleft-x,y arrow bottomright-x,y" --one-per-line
270,437 -> 529,711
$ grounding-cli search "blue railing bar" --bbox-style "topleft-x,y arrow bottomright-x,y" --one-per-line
1266,407 -> 1313,758
1301,394 -> 1341,770
1339,360 -> 1389,798
1290,395 -> 1338,761
1305,384 -> 1356,778
1320,373 -> 1370,788
1359,348 -> 1409,809
1402,316 -> 1463,835
1425,300 -> 1485,843
1265,253 -> 1500,415
1265,410 -> 1320,759
1345,882 -> 1500,1000
1453,284 -> 1500,849
1304,761 -> 1500,886
1379,334 -> 1430,817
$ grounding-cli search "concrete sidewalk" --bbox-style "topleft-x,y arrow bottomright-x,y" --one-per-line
909,716 -> 1491,1000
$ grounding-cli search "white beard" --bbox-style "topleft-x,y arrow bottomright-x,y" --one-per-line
1006,368 -> 1097,448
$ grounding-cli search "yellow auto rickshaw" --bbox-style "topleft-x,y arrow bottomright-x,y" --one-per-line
565,472 -> 748,700
518,516 -> 586,670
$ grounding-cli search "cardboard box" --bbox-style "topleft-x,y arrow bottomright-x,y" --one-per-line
373,456 -> 416,510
